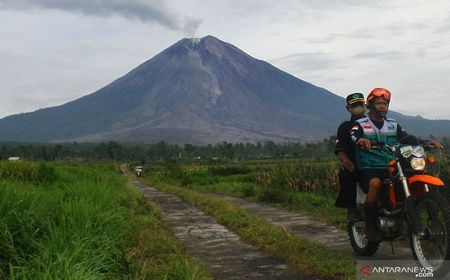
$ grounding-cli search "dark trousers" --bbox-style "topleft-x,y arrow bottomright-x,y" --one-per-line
335,168 -> 357,208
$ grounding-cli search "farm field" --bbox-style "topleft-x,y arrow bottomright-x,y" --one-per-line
141,155 -> 450,228
142,158 -> 352,229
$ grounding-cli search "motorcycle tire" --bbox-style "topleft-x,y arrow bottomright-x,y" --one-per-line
348,220 -> 380,256
410,190 -> 450,279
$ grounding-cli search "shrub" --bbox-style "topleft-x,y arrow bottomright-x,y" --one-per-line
0,161 -> 57,183
37,162 -> 57,183
180,175 -> 193,187
254,162 -> 340,196
241,184 -> 256,197
163,160 -> 184,179
257,184 -> 288,203
208,166 -> 251,176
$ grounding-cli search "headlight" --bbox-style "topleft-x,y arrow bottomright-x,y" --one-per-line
411,157 -> 426,170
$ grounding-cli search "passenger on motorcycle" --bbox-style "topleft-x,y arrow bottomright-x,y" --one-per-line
334,93 -> 366,219
350,87 -> 442,241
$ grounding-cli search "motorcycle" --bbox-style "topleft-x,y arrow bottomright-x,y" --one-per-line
348,140 -> 450,278
135,166 -> 143,177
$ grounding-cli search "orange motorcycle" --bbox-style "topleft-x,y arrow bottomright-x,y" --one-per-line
348,140 -> 450,278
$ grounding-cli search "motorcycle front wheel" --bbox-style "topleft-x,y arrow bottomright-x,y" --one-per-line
410,190 -> 450,278
348,220 -> 380,256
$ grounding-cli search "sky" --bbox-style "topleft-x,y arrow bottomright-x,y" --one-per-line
1,0 -> 450,119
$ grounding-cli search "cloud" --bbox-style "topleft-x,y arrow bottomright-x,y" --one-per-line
271,52 -> 345,72
352,51 -> 405,60
0,0 -> 201,35
435,15 -> 450,33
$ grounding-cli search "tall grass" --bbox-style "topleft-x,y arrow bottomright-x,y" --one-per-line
0,161 -> 57,183
0,162 -> 132,279
0,161 -> 211,279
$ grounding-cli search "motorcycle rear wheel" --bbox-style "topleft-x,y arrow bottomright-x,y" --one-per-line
348,220 -> 380,256
410,190 -> 450,278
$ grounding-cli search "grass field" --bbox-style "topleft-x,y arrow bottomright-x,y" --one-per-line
0,161 -> 211,279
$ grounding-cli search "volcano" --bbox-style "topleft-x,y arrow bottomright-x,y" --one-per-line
0,35 -> 449,143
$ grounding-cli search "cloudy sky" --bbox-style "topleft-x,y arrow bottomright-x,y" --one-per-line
1,0 -> 450,119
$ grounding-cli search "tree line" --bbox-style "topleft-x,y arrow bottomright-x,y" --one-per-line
0,137 -> 338,162
2,135 -> 448,163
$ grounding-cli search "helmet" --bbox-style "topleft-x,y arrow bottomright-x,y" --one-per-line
367,88 -> 391,104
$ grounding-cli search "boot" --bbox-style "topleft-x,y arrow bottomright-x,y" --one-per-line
364,202 -> 382,242
347,207 -> 359,222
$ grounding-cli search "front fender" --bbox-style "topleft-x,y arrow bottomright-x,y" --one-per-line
408,174 -> 444,187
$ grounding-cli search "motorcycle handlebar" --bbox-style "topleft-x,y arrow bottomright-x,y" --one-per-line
369,140 -> 439,152
420,140 -> 437,151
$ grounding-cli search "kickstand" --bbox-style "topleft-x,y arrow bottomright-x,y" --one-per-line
390,241 -> 395,255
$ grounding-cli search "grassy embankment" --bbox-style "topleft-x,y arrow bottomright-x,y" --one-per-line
0,161 -> 211,279
140,160 -> 356,280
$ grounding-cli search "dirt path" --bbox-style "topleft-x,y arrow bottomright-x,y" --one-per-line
210,194 -> 414,260
129,179 -> 314,280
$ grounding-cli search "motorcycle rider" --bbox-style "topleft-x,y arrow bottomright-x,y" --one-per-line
350,87 -> 443,241
335,93 -> 366,219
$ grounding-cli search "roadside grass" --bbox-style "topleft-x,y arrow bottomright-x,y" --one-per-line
0,161 -> 211,280
126,187 -> 212,280
142,177 -> 355,280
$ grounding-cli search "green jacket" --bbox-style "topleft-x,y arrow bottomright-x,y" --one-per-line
355,117 -> 398,170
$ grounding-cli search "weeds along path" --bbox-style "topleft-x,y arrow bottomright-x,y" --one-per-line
211,194 -> 413,260
127,179 -> 310,280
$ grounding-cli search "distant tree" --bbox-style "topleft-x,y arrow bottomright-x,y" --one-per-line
107,141 -> 124,160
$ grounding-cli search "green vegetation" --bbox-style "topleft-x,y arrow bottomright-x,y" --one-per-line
3,136 -> 450,163
147,159 -> 348,228
138,154 -> 450,278
0,161 -> 210,279
144,149 -> 450,228
0,161 -> 57,183
2,141 -> 448,279
141,179 -> 355,279
0,138 -> 338,161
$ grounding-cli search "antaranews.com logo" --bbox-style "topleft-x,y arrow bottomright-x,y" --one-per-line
356,260 -> 443,279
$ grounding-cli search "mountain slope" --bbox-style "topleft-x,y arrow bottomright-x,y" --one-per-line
0,36 -> 449,143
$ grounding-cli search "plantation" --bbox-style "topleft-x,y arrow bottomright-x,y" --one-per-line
0,161 -> 210,279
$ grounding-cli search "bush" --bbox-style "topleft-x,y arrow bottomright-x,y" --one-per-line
180,175 -> 193,186
254,162 -> 340,196
208,166 -> 251,176
257,184 -> 288,203
0,161 -> 57,183
241,184 -> 256,197
37,162 -> 57,183
164,160 -> 185,179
